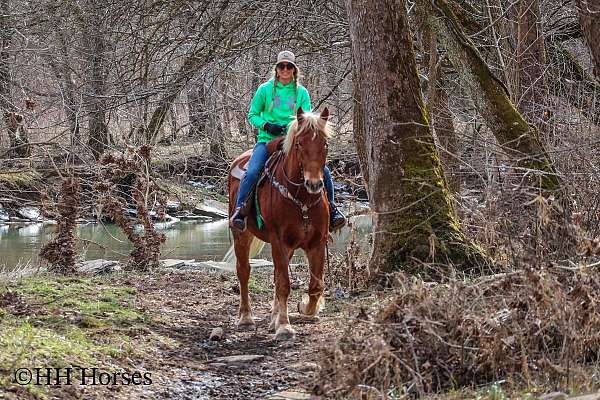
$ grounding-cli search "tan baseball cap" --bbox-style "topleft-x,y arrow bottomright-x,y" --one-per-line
276,50 -> 296,67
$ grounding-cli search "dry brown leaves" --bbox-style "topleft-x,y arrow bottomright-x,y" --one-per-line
316,266 -> 600,398
39,177 -> 80,273
96,145 -> 166,271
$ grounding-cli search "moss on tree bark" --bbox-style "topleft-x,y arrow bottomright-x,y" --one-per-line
346,0 -> 488,276
422,0 -> 560,192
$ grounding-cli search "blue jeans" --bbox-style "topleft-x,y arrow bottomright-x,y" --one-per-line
235,142 -> 335,209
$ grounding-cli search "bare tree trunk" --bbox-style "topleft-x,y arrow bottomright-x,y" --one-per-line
187,79 -> 208,139
351,60 -> 369,191
514,0 -> 549,131
576,0 -> 600,78
146,52 -> 208,144
4,112 -> 29,157
450,0 -> 600,125
547,42 -> 600,125
83,3 -> 109,158
346,0 -> 486,275
251,47 -> 261,143
206,71 -> 226,161
484,0 -> 514,91
166,104 -> 178,144
425,31 -> 460,192
421,0 -> 560,191
0,0 -> 29,157
144,1 -> 244,143
53,32 -> 80,145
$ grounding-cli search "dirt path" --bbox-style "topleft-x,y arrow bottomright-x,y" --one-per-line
118,268 -> 355,400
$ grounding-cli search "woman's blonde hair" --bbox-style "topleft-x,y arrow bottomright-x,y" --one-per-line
269,64 -> 299,112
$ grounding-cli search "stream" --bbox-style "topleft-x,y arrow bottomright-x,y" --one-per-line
0,210 -> 371,269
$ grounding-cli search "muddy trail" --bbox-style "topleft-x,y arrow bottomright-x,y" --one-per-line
0,263 -> 371,400
117,267 -> 362,400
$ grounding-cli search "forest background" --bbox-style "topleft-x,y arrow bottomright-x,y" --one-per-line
1,0 -> 600,398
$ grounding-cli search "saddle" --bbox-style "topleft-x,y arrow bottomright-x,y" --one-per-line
230,136 -> 284,181
230,137 -> 285,225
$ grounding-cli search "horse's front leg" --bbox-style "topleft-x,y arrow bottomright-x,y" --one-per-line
270,239 -> 294,340
298,242 -> 326,317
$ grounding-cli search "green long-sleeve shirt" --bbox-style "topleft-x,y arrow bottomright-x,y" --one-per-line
248,78 -> 311,143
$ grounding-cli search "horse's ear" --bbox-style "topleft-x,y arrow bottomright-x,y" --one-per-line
297,107 -> 305,124
320,107 -> 330,122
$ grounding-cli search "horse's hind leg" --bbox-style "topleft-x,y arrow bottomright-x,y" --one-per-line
269,291 -> 279,332
298,244 -> 326,317
235,232 -> 255,330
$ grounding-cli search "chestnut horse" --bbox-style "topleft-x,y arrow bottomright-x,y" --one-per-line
227,107 -> 331,340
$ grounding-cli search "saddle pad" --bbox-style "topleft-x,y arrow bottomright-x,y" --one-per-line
230,137 -> 285,181
230,150 -> 252,180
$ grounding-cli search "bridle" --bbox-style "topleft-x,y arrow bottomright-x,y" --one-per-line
264,130 -> 327,231
283,135 -> 328,187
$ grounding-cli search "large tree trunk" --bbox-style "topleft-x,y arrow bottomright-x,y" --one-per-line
514,0 -> 549,131
0,0 -> 29,158
576,0 -> 600,79
421,0 -> 559,191
346,0 -> 486,275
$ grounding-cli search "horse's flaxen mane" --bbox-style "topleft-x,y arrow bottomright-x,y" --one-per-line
283,112 -> 332,154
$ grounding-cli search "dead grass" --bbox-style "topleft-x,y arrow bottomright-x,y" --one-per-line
316,264 -> 600,398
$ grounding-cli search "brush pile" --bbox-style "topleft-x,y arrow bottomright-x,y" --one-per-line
317,265 -> 600,398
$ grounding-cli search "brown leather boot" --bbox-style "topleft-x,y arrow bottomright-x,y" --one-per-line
329,203 -> 346,232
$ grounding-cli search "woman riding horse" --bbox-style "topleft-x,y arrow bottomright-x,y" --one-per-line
229,106 -> 333,340
229,50 -> 346,232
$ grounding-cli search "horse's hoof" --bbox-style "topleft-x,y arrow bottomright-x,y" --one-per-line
297,294 -> 325,317
275,325 -> 295,341
297,301 -> 305,315
269,318 -> 277,332
237,316 -> 255,331
297,301 -> 314,316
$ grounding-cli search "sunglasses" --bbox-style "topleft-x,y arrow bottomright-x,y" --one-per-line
276,63 -> 295,71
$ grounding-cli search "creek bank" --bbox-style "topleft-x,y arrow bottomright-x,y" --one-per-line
0,197 -> 228,226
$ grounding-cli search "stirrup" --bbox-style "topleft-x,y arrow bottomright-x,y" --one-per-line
230,206 -> 247,232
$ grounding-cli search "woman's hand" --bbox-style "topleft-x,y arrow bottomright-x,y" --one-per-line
263,122 -> 287,135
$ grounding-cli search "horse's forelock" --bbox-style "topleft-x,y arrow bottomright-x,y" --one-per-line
283,112 -> 331,154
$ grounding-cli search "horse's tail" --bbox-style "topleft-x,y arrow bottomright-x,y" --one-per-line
222,236 -> 266,269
